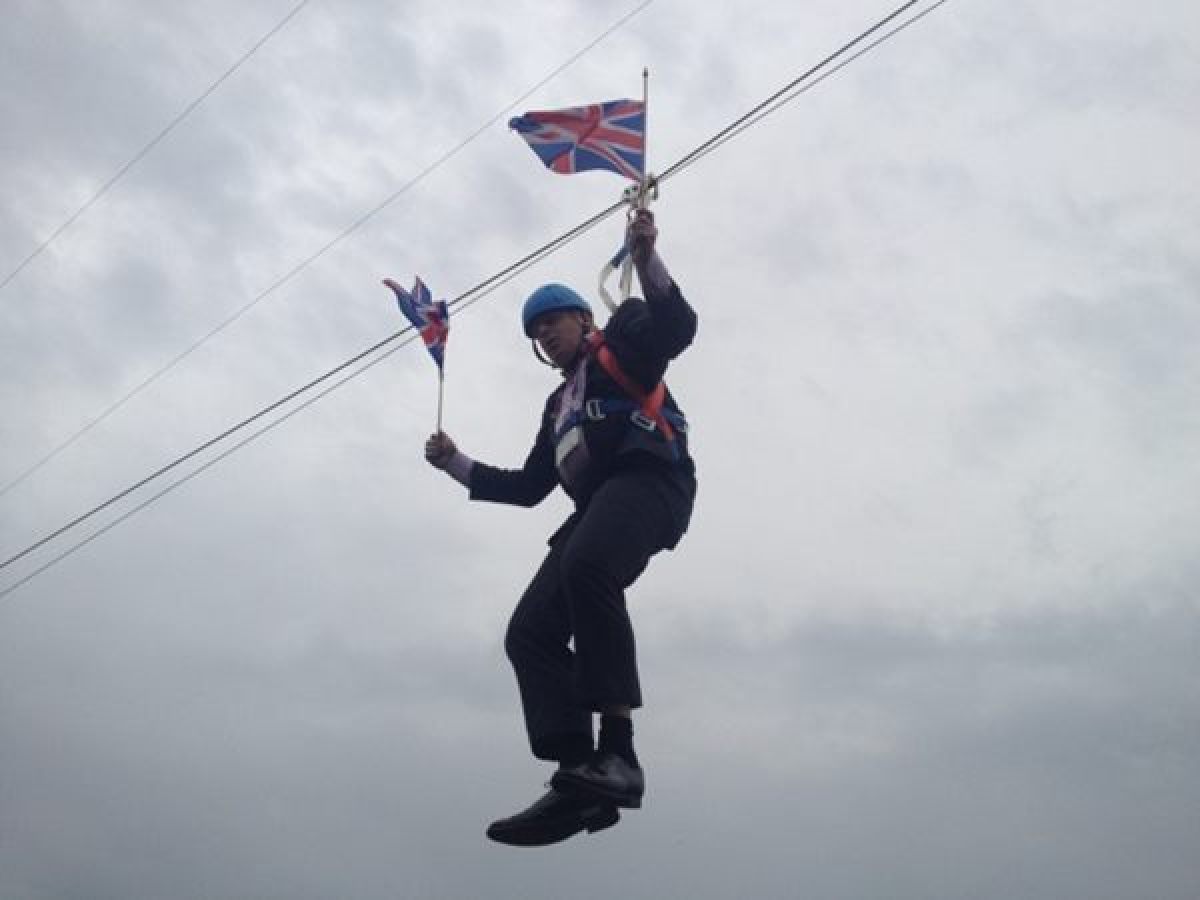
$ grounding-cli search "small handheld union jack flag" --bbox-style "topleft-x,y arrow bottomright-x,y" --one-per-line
384,275 -> 450,430
383,276 -> 449,370
509,99 -> 645,182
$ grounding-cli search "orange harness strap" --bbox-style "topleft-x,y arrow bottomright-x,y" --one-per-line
585,331 -> 676,442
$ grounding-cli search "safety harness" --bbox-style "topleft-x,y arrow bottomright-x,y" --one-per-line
552,330 -> 688,463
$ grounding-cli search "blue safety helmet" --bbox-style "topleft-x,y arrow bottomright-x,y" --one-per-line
521,283 -> 592,338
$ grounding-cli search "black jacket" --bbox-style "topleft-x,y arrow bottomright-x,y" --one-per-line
469,277 -> 698,541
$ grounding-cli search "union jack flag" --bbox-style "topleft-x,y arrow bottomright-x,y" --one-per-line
383,276 -> 449,369
509,99 -> 645,182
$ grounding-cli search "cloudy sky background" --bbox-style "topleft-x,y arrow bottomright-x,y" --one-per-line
2,0 -> 1198,897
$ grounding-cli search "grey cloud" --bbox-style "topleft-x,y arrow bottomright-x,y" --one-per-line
5,591 -> 1196,900
4,1 -> 1200,898
636,600 -> 1200,899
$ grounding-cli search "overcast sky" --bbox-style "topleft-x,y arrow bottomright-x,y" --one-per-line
2,1 -> 1198,897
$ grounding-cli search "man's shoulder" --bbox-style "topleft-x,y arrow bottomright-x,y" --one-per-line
600,297 -> 652,346
604,296 -> 650,328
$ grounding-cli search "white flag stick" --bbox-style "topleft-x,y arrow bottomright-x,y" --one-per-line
436,368 -> 445,433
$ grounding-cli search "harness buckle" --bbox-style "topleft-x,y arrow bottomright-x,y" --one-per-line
585,398 -> 607,421
630,410 -> 658,432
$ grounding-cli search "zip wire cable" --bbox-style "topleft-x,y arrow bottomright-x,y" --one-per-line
657,0 -> 920,183
0,203 -> 619,601
0,0 -> 313,294
0,337 -> 422,604
0,198 -> 627,579
0,0 -> 945,588
0,0 -> 656,504
1,0 -> 950,597
659,0 -> 952,182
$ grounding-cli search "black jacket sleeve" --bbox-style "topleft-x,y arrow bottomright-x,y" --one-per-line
603,277 -> 697,390
466,396 -> 560,508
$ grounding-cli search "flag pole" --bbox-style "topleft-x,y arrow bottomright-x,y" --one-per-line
639,66 -> 650,209
436,367 -> 444,433
619,68 -> 649,302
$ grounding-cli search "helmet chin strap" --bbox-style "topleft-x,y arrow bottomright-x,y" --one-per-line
532,340 -> 555,368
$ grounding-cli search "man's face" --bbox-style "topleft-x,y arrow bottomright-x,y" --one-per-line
531,309 -> 588,368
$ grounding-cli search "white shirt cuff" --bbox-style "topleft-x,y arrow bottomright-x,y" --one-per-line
445,450 -> 475,488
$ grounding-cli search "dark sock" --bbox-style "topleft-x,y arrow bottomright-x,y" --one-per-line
598,715 -> 639,768
555,733 -> 594,769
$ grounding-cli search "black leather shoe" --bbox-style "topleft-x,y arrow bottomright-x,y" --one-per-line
551,752 -> 644,809
485,786 -> 619,847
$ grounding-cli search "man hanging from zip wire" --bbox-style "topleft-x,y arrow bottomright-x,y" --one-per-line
424,208 -> 698,847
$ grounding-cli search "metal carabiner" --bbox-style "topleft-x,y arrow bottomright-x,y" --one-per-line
597,175 -> 659,313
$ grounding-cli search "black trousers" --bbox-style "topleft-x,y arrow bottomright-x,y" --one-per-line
503,470 -> 688,762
